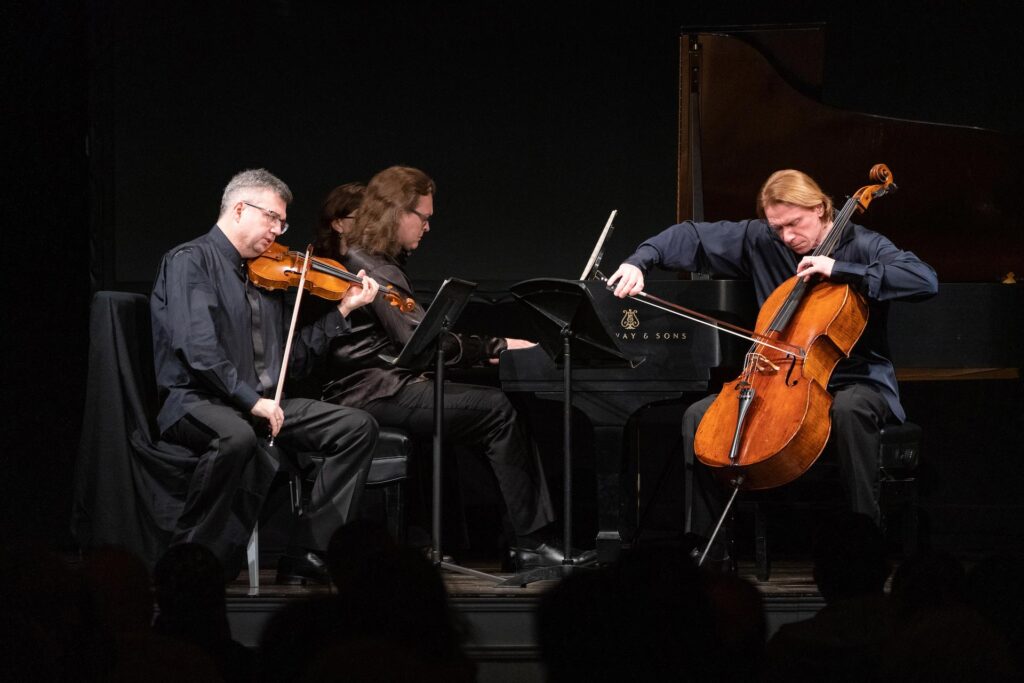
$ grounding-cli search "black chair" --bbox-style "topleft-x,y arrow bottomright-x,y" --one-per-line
74,291 -> 412,590
74,291 -> 189,571
745,421 -> 923,580
290,428 -> 413,543
682,417 -> 923,580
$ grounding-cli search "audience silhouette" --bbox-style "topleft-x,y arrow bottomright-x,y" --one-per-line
763,511 -> 893,682
704,569 -> 767,679
0,542 -> 112,682
879,549 -> 1017,682
537,544 -> 721,682
258,519 -> 474,682
11,513 -> 1024,681
82,545 -> 219,682
153,543 -> 254,682
966,554 -> 1024,675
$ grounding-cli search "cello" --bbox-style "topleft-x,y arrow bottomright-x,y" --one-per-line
693,164 -> 896,491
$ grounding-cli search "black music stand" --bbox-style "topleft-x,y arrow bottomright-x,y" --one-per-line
382,277 -> 506,584
498,278 -> 636,587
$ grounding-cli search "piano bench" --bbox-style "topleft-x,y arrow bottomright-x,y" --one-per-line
289,427 -> 414,543
743,421 -> 923,582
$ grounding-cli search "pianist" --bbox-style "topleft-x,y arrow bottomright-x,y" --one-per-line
607,169 -> 938,560
313,166 -> 588,569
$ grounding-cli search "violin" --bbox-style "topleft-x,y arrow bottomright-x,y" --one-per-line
247,242 -> 415,312
693,164 -> 897,490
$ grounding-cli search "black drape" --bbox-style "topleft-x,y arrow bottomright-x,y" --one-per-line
71,291 -> 195,569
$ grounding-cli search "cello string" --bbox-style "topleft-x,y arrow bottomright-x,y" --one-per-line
768,192 -> 860,331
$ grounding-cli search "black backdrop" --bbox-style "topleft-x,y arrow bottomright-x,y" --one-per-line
4,0 -> 1021,547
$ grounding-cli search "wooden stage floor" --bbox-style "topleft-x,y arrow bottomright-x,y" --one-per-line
225,559 -> 826,681
226,559 -> 822,601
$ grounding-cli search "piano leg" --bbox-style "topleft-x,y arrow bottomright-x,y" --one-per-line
565,392 -> 691,564
594,423 -> 627,564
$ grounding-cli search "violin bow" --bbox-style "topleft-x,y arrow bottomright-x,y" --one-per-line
268,244 -> 314,446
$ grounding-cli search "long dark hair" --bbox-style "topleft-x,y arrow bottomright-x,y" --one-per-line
314,182 -> 366,259
348,167 -> 435,258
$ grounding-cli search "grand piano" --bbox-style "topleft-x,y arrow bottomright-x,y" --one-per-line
462,24 -> 1022,562
498,279 -> 754,563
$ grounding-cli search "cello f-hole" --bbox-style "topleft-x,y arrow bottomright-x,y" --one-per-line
784,357 -> 799,386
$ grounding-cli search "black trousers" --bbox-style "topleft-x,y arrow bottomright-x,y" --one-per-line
165,398 -> 377,575
363,380 -> 555,537
684,383 -> 892,552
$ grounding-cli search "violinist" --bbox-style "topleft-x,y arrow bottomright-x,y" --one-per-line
313,166 -> 589,569
607,169 -> 938,562
151,168 -> 381,584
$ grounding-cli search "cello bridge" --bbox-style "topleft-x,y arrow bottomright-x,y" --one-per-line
744,351 -> 780,374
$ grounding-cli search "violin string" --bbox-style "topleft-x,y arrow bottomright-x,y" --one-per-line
307,257 -> 362,283
301,253 -> 410,306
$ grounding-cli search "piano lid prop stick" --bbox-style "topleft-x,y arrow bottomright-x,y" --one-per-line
580,210 -> 617,280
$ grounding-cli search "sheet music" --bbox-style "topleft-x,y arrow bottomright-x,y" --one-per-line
579,209 -> 617,280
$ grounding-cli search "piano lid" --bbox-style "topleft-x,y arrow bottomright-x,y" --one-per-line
678,25 -> 1023,283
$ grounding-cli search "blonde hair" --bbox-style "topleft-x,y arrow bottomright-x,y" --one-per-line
757,169 -> 833,221
348,166 -> 435,258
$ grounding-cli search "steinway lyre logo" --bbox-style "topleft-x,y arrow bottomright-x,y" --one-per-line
620,308 -> 640,331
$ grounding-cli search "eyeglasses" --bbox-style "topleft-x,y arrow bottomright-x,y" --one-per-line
241,200 -> 289,234
409,208 -> 432,227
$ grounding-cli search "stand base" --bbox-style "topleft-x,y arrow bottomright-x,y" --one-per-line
437,560 -> 504,584
497,562 -> 577,587
496,554 -> 600,587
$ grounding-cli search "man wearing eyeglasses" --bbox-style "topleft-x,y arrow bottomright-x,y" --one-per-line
315,166 -> 593,570
151,168 -> 382,583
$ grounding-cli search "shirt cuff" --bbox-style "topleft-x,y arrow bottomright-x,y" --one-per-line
235,385 -> 262,413
830,260 -> 867,287
322,307 -> 351,338
624,245 -> 659,272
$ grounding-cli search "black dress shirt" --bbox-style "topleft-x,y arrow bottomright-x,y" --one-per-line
151,226 -> 349,434
317,246 -> 505,407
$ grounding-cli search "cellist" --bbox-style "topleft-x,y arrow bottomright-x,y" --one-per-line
607,169 -> 937,563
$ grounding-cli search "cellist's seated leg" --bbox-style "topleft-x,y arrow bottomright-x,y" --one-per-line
682,394 -> 729,559
829,384 -> 892,525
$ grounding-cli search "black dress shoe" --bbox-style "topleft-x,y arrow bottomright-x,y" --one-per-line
418,547 -> 455,564
276,551 -> 329,586
512,543 -> 598,571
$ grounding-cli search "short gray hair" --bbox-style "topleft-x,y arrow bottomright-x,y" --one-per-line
220,168 -> 293,214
